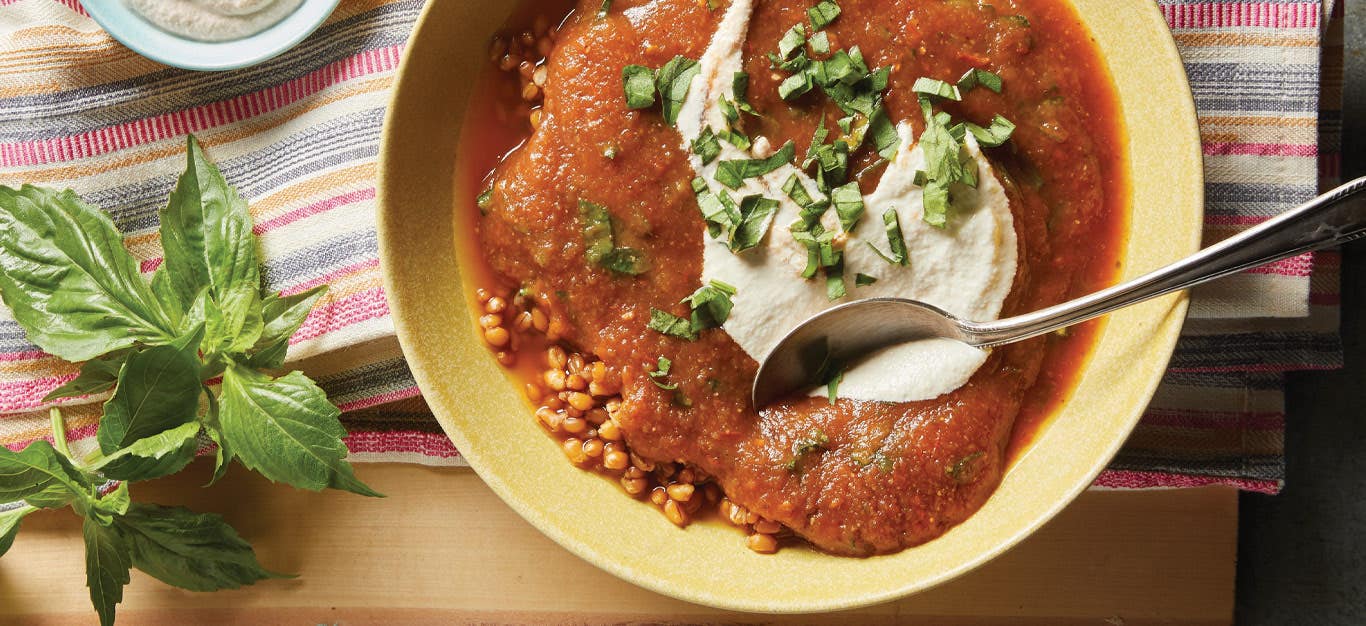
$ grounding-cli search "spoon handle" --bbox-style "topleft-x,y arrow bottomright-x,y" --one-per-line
966,175 -> 1366,347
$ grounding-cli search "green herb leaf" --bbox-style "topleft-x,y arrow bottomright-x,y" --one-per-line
785,429 -> 830,471
114,502 -> 286,592
0,185 -> 174,361
475,188 -> 493,213
825,366 -> 845,403
43,352 -> 127,402
647,308 -> 697,341
778,70 -> 815,100
648,356 -> 678,390
93,422 -> 201,483
691,126 -> 722,165
808,0 -> 841,30
867,107 -> 901,159
245,285 -> 328,370
867,208 -> 910,265
922,178 -> 951,228
855,273 -> 877,286
830,182 -> 864,232
718,127 -> 751,150
957,67 -> 1003,93
83,517 -> 131,626
97,327 -> 203,458
778,24 -> 806,60
600,248 -> 651,275
0,504 -> 36,557
219,364 -> 381,497
731,195 -> 779,252
912,77 -> 961,101
683,280 -> 736,331
579,199 -> 649,275
809,30 -> 830,54
157,136 -> 261,338
715,141 -> 796,189
596,0 -> 612,18
622,65 -> 657,109
654,56 -> 701,126
966,115 -> 1016,147
0,439 -> 89,509
804,116 -> 829,165
730,72 -> 761,117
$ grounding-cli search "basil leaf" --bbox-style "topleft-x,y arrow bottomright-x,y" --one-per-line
808,0 -> 841,30
803,116 -> 829,166
967,115 -> 1016,147
826,269 -> 846,301
597,0 -> 612,18
0,504 -> 36,557
201,282 -> 264,355
579,199 -> 648,275
600,248 -> 651,275
830,182 -> 864,232
692,178 -> 739,240
912,77 -> 961,101
43,352 -> 127,402
718,127 -> 751,150
157,135 -> 260,330
730,72 -> 760,117
648,356 -> 678,390
202,388 -> 232,486
868,208 -> 910,265
778,70 -> 815,100
855,273 -> 877,286
94,422 -> 201,483
475,188 -> 493,213
654,56 -> 700,126
622,65 -> 656,109
922,178 -> 951,228
219,364 -> 381,497
683,280 -> 736,331
647,308 -> 697,341
715,141 -> 796,189
114,502 -> 286,592
0,185 -> 174,361
824,365 -> 845,403
692,126 -> 722,165
731,195 -> 779,252
87,482 -> 131,526
778,24 -> 806,60
783,173 -> 818,209
246,285 -> 328,369
957,67 -> 1003,93
97,326 -> 204,459
83,517 -> 130,626
0,439 -> 89,509
809,30 -> 830,54
867,107 -> 901,159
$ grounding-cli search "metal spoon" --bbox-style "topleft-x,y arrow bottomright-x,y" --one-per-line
752,175 -> 1366,407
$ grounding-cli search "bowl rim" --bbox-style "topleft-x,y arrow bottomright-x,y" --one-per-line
79,0 -> 341,72
377,0 -> 1203,613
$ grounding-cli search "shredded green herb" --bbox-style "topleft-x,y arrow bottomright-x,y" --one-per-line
715,141 -> 796,189
647,308 -> 697,340
957,67 -> 1003,94
867,208 -> 909,265
808,0 -> 841,30
578,199 -> 650,275
691,126 -> 722,165
621,65 -> 656,109
648,356 -> 678,390
682,279 -> 737,332
855,272 -> 877,286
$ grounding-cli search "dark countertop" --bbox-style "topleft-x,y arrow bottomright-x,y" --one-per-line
1236,2 -> 1366,622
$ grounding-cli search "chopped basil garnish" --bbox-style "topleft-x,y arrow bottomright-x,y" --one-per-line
654,56 -> 701,126
779,71 -> 815,100
804,116 -> 829,165
808,0 -> 841,30
785,429 -> 830,472
809,30 -> 830,55
966,115 -> 1016,147
778,24 -> 807,60
648,308 -> 697,340
730,72 -> 761,117
692,126 -> 722,165
622,65 -> 657,109
648,356 -> 678,390
578,199 -> 650,275
475,188 -> 493,214
911,77 -> 961,101
826,262 -> 846,300
783,173 -> 818,209
683,279 -> 737,332
830,181 -> 863,232
715,141 -> 796,189
957,67 -> 1003,94
732,195 -> 779,252
718,128 -> 751,150
597,0 -> 612,18
855,273 -> 877,286
867,208 -> 909,265
867,107 -> 900,159
692,177 -> 739,239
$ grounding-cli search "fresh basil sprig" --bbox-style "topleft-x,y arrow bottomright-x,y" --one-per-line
0,135 -> 379,625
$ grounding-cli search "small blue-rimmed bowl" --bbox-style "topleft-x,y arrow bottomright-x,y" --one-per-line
80,0 -> 341,72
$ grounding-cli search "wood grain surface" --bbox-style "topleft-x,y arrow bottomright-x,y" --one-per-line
0,462 -> 1236,625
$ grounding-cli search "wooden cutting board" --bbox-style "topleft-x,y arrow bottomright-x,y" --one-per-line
0,462 -> 1236,625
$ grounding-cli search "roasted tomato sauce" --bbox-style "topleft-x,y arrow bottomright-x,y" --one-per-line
461,0 -> 1126,556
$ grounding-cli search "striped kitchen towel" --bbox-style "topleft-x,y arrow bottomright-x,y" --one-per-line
0,0 -> 1343,493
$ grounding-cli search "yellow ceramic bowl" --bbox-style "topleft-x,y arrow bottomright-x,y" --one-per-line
377,0 -> 1202,613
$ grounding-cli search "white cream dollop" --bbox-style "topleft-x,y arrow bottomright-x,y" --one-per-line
677,0 -> 1017,402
